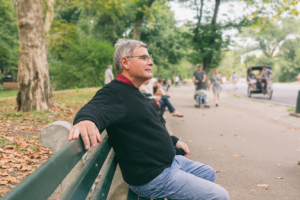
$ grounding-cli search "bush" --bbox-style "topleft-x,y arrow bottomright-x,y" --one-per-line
50,38 -> 115,90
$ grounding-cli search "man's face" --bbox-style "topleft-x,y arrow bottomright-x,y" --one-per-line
249,71 -> 252,74
127,47 -> 153,81
263,67 -> 266,71
197,67 -> 201,72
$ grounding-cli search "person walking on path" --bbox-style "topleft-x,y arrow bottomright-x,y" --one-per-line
68,39 -> 229,200
193,64 -> 209,106
209,68 -> 225,107
231,72 -> 238,90
104,65 -> 114,85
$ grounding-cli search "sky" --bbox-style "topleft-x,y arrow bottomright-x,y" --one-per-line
169,2 -> 195,24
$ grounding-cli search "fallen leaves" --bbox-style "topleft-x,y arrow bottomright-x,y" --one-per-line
232,155 -> 239,157
257,184 -> 269,188
186,140 -> 192,142
214,169 -> 225,173
0,135 -> 52,196
2,176 -> 17,184
275,177 -> 283,179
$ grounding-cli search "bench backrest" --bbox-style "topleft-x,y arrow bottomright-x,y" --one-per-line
2,135 -> 118,200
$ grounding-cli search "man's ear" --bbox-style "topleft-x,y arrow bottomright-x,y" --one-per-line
121,57 -> 130,70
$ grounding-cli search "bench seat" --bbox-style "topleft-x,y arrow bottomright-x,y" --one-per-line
2,134 -> 176,200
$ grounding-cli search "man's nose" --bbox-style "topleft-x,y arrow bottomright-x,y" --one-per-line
148,59 -> 154,66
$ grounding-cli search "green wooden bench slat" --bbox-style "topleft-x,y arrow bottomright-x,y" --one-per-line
1,137 -> 86,200
139,197 -> 151,200
127,188 -> 139,200
60,135 -> 111,200
90,151 -> 118,200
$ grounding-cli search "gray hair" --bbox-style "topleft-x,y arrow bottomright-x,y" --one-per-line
113,39 -> 147,74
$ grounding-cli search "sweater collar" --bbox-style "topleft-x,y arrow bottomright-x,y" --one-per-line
116,74 -> 136,87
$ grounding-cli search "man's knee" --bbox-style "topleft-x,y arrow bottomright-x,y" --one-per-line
209,184 -> 230,200
202,165 -> 216,182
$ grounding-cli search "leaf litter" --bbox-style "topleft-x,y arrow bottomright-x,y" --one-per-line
0,88 -> 100,196
0,134 -> 52,196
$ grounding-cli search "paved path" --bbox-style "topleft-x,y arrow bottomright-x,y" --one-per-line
165,86 -> 300,200
223,83 -> 300,106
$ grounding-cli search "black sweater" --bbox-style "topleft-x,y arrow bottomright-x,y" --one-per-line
73,80 -> 179,186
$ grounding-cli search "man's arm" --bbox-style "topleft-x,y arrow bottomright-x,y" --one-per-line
69,120 -> 101,149
170,136 -> 190,157
192,76 -> 198,83
69,89 -> 125,150
202,74 -> 206,82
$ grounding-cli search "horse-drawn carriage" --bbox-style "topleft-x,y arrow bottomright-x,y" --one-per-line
247,66 -> 273,100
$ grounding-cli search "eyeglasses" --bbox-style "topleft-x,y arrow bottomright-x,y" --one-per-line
126,55 -> 153,62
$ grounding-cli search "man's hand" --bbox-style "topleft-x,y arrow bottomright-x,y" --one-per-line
68,120 -> 101,150
176,140 -> 189,157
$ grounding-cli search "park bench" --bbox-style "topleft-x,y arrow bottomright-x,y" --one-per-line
2,132 -> 176,200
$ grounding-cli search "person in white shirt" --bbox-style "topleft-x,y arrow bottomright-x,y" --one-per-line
175,76 -> 180,86
232,72 -> 239,90
104,65 -> 114,85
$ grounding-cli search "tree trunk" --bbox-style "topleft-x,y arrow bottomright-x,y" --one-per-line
203,57 -> 211,86
132,0 -> 155,41
44,0 -> 55,36
202,0 -> 221,86
14,0 -> 55,112
133,16 -> 143,40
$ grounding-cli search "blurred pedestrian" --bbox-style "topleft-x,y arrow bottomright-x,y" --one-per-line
175,76 -> 180,86
209,68 -> 225,107
261,65 -> 274,93
232,72 -> 238,90
148,78 -> 184,117
104,65 -> 114,85
193,64 -> 208,107
297,73 -> 300,83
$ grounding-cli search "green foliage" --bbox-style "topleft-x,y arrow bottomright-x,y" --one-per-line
240,18 -> 299,58
276,38 -> 300,82
49,38 -> 115,90
218,51 -> 246,79
141,2 -> 187,78
0,0 -> 19,76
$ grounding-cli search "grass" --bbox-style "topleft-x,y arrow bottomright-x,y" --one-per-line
0,87 -> 101,135
287,107 -> 295,112
0,90 -> 18,98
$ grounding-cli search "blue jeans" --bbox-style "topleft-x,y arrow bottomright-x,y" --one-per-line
159,96 -> 175,116
198,96 -> 207,104
129,155 -> 230,200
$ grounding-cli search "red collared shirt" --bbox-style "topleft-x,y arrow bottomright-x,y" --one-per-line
116,74 -> 136,87
116,74 -> 161,107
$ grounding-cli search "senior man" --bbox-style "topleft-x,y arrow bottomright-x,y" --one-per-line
68,39 -> 230,200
